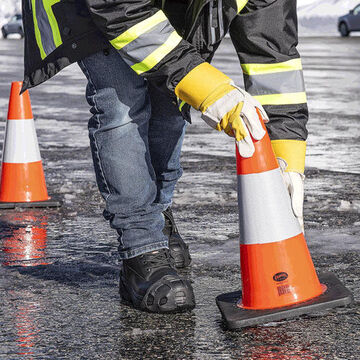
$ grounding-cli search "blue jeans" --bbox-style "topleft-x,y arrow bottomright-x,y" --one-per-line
78,48 -> 187,259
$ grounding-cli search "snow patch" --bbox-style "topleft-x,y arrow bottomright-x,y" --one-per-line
297,0 -> 360,35
306,226 -> 360,254
337,200 -> 360,212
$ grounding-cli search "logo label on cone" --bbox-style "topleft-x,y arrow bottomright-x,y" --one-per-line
273,272 -> 288,282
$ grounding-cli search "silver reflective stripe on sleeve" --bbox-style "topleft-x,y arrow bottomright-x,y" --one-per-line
35,0 -> 56,55
243,70 -> 306,97
32,0 -> 62,59
110,10 -> 182,75
120,20 -> 174,68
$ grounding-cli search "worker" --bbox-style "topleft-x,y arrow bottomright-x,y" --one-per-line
21,0 -> 307,313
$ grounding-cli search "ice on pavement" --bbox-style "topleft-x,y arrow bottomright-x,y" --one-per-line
0,30 -> 359,360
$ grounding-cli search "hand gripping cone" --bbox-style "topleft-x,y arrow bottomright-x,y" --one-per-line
216,114 -> 353,329
0,82 -> 61,208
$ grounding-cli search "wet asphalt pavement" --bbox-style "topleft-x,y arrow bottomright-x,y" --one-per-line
0,37 -> 359,359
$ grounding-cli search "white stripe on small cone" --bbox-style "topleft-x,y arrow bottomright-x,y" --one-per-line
2,119 -> 41,163
237,167 -> 301,245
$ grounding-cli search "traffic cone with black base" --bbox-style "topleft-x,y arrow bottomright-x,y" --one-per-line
0,82 -> 61,209
216,113 -> 353,330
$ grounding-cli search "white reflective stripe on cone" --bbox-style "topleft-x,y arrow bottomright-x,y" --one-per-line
237,167 -> 301,245
2,119 -> 41,163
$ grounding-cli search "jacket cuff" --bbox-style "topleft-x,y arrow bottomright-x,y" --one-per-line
271,139 -> 306,173
175,63 -> 231,110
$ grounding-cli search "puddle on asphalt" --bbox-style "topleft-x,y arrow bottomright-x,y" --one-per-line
1,210 -> 50,267
0,37 -> 359,359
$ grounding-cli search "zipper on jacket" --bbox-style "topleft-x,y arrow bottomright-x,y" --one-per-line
185,0 -> 209,40
208,0 -> 224,44
185,0 -> 224,45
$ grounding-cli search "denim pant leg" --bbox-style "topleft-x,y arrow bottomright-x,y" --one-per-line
78,48 -> 168,259
148,83 -> 187,208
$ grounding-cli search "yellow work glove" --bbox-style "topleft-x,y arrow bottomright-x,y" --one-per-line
272,140 -> 307,233
175,63 -> 269,157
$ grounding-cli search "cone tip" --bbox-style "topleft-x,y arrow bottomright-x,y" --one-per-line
7,81 -> 33,120
11,80 -> 23,87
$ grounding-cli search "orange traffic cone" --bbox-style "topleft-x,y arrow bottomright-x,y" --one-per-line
0,82 -> 60,208
216,114 -> 352,329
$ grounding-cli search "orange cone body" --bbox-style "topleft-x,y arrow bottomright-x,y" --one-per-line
237,116 -> 324,310
0,82 -> 50,203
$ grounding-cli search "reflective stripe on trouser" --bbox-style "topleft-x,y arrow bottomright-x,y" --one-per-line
31,0 -> 63,60
241,59 -> 307,106
110,10 -> 182,75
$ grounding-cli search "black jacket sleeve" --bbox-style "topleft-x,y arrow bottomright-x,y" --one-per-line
85,0 -> 204,92
229,0 -> 309,141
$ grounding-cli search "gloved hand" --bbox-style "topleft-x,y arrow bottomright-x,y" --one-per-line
175,63 -> 269,157
271,140 -> 307,233
278,158 -> 305,233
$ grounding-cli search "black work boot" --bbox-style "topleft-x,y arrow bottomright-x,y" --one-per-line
163,207 -> 191,269
119,248 -> 195,313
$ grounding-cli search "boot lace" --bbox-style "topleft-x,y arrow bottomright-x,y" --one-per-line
140,248 -> 174,270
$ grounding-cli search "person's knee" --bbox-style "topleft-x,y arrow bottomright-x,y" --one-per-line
81,50 -> 151,130
89,87 -> 151,131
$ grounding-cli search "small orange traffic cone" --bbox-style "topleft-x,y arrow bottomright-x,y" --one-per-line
216,113 -> 352,329
0,82 -> 61,208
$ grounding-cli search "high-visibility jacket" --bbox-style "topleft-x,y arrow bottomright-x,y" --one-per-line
22,0 -> 308,141
22,0 -> 242,91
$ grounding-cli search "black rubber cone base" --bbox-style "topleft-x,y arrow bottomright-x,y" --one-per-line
0,196 -> 62,209
0,202 -> 16,209
216,272 -> 353,330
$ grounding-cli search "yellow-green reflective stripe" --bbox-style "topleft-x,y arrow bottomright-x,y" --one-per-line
242,59 -> 303,75
254,92 -> 307,105
131,31 -> 182,75
119,20 -> 173,66
179,100 -> 186,111
31,0 -> 47,59
110,11 -> 167,50
236,0 -> 248,13
31,0 -> 62,60
43,0 -> 62,48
